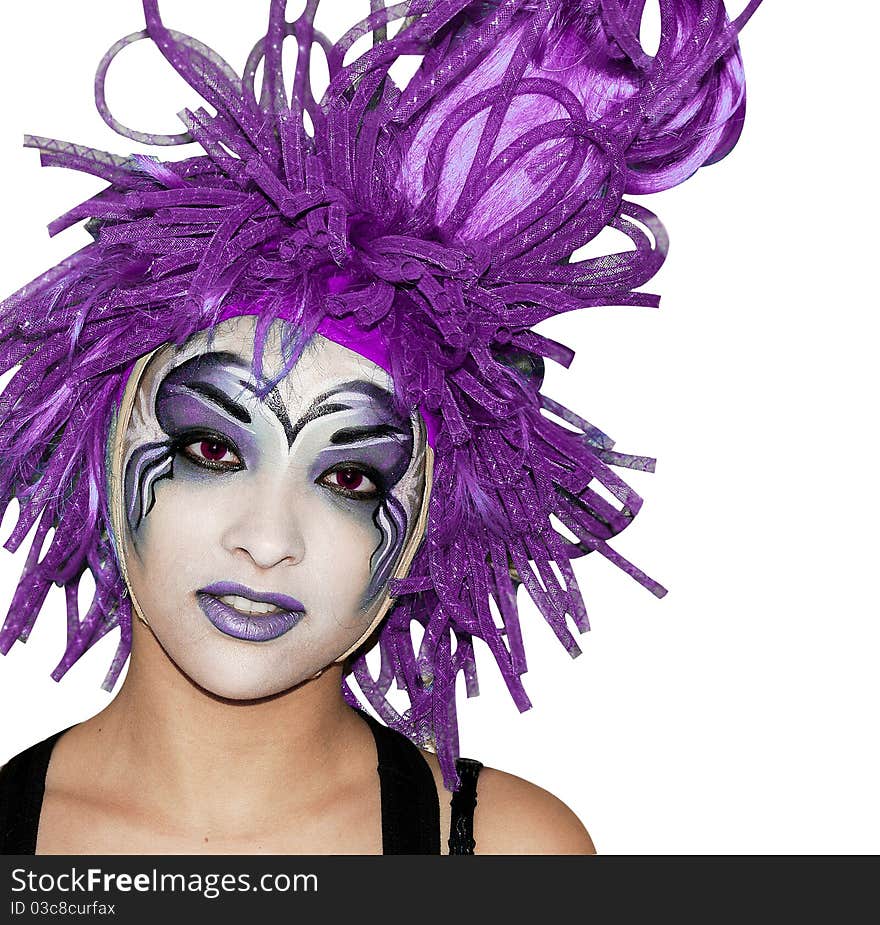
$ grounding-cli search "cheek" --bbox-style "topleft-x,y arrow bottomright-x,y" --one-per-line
127,479 -> 227,594
298,493 -> 379,606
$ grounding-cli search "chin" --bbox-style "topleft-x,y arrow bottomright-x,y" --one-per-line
167,649 -> 317,702
191,668 -> 308,702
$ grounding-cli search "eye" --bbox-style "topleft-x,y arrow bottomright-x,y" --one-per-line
318,466 -> 380,499
179,437 -> 243,471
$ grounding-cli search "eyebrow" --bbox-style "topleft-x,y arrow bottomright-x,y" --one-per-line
186,381 -> 252,424
330,423 -> 409,445
167,350 -> 253,413
290,381 -> 399,449
164,350 -> 285,441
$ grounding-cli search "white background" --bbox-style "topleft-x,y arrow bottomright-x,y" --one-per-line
1,2 -> 876,854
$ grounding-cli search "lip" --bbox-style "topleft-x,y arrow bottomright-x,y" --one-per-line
200,581 -> 305,613
196,582 -> 305,642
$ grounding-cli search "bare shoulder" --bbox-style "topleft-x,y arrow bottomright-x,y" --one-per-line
473,766 -> 596,855
419,750 -> 596,856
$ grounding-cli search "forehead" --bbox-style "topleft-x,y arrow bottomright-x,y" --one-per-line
136,315 -> 395,410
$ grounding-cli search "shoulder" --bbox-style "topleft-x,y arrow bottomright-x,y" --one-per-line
472,766 -> 596,855
419,750 -> 596,855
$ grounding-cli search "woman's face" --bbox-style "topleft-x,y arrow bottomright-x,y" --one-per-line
112,315 -> 428,699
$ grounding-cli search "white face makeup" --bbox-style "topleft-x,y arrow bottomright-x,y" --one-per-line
111,315 -> 429,699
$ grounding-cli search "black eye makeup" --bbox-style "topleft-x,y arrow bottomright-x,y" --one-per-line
316,463 -> 383,500
173,432 -> 245,472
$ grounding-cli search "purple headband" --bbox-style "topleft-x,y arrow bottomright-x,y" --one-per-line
0,0 -> 761,788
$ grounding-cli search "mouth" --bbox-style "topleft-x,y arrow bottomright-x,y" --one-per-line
196,582 -> 305,642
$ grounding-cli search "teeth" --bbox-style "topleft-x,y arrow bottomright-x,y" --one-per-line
218,594 -> 283,616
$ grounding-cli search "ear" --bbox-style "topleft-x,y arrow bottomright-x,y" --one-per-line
395,2 -> 752,250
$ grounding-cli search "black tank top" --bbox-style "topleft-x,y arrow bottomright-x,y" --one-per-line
0,709 -> 482,855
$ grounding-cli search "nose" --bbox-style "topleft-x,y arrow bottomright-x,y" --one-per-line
220,477 -> 305,570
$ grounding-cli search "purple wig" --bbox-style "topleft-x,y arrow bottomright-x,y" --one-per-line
0,0 -> 759,787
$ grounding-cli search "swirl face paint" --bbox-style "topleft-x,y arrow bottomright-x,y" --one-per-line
115,315 -> 428,699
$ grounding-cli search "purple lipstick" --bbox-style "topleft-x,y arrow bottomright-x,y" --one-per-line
196,581 -> 305,642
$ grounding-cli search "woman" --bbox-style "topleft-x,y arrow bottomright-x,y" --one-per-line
0,0 -> 759,853
5,313 -> 593,853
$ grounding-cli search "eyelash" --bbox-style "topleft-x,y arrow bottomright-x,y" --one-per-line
316,463 -> 383,501
174,433 -> 244,472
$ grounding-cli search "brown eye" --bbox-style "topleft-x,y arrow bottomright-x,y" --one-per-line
182,439 -> 242,470
319,466 -> 379,498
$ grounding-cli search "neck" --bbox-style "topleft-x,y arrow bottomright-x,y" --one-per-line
92,618 -> 373,829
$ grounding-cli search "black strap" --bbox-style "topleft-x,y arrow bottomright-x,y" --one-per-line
355,709 -> 441,855
448,757 -> 483,855
0,728 -> 69,855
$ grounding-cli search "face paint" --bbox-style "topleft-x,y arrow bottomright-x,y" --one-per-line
113,315 -> 429,699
